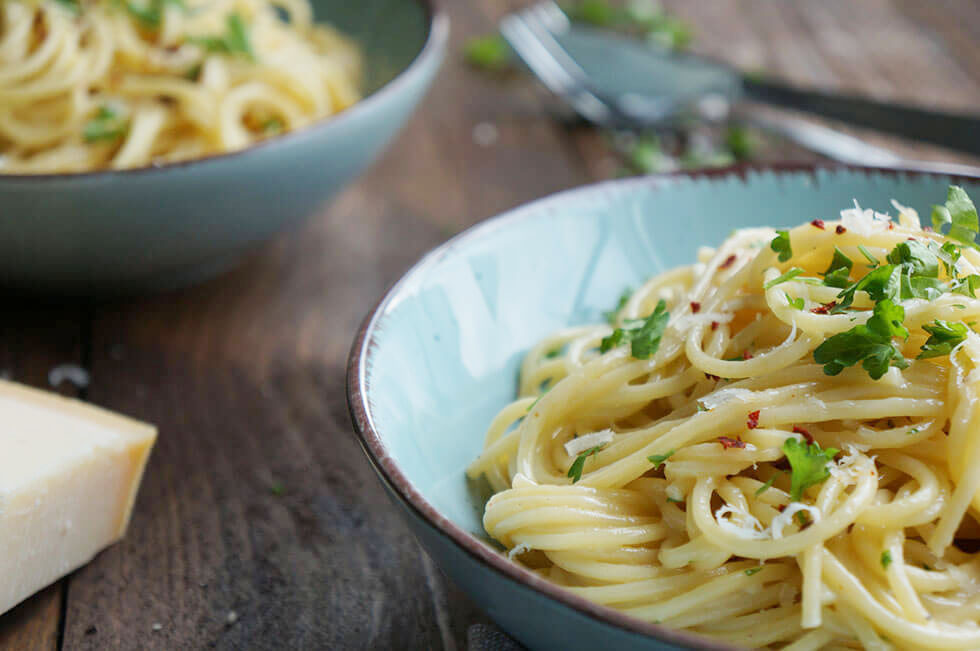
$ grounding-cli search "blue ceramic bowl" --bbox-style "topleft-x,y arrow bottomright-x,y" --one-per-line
0,0 -> 446,294
348,165 -> 980,651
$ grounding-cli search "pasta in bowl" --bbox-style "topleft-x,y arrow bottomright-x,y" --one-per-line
1,0 -> 362,173
348,168 -> 980,651
0,0 -> 445,292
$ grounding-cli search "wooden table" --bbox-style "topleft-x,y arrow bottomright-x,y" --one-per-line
2,1 -> 979,648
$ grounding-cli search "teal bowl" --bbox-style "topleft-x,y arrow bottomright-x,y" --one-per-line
0,0 -> 446,294
348,165 -> 980,651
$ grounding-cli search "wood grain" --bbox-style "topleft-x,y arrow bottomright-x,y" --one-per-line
1,1 -> 979,649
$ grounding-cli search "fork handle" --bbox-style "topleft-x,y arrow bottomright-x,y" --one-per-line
743,78 -> 980,157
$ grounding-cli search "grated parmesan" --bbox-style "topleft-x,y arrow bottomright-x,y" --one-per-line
840,201 -> 891,237
771,503 -> 822,539
715,504 -> 767,540
891,199 -> 921,229
564,429 -> 614,457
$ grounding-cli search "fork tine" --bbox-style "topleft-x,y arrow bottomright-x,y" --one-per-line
532,0 -> 570,33
501,13 -> 614,126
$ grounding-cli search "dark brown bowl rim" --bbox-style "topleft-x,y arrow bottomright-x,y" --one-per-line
346,162 -> 980,650
1,0 -> 448,182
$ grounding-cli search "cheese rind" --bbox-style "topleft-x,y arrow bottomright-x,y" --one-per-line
0,379 -> 156,616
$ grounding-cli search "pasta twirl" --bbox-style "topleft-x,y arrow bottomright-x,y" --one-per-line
0,0 -> 361,173
468,188 -> 980,649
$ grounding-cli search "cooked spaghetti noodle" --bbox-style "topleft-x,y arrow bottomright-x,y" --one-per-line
468,187 -> 980,649
0,0 -> 361,173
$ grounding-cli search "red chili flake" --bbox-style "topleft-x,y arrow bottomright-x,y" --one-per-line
777,504 -> 787,513
747,410 -> 760,429
719,254 -> 737,270
792,426 -> 814,444
923,226 -> 933,232
811,301 -> 837,315
888,222 -> 895,230
835,225 -> 846,234
810,219 -> 825,230
690,301 -> 701,314
718,436 -> 746,449
710,321 -> 719,331
705,373 -> 721,381
742,350 -> 753,360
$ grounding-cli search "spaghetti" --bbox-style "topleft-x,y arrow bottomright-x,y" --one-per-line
0,0 -> 362,173
468,187 -> 980,649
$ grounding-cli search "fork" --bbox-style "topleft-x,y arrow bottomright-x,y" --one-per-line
501,1 -> 980,174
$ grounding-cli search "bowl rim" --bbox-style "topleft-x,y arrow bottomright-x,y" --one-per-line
1,0 -> 448,182
346,162 -> 980,650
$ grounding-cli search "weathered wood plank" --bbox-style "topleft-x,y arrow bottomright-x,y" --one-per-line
59,0 -> 588,648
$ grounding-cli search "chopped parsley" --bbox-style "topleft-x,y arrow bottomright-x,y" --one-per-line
263,118 -> 284,134
918,320 -> 969,359
567,446 -> 603,483
83,106 -> 128,143
951,274 -> 980,297
604,288 -> 633,324
785,292 -> 804,311
783,438 -> 839,502
123,0 -> 186,28
563,0 -> 693,50
648,450 -> 675,469
833,264 -> 901,312
813,299 -> 909,379
932,185 -> 979,248
880,550 -> 892,569
269,481 -> 285,497
764,267 -> 803,290
188,13 -> 255,60
600,299 -> 669,359
822,247 -> 854,288
770,230 -> 792,262
755,470 -> 785,496
744,566 -> 763,576
463,34 -> 511,71
857,245 -> 880,268
526,386 -> 550,412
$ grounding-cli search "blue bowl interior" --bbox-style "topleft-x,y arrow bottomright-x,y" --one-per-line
364,168 -> 980,542
312,0 -> 430,94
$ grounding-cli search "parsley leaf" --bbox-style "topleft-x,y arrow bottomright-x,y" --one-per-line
600,299 -> 669,359
932,186 -> 979,248
918,320 -> 969,359
880,550 -> 892,569
822,247 -> 853,288
784,292 -> 804,311
121,0 -> 186,28
939,241 -> 962,277
567,446 -> 603,483
744,566 -> 763,576
648,450 -> 675,469
783,438 -> 839,502
188,13 -> 255,61
463,34 -> 511,71
887,240 -> 939,279
755,470 -> 785,496
764,267 -> 803,290
857,245 -> 880,268
951,274 -> 980,297
813,299 -> 909,379
834,264 -> 900,312
770,230 -> 792,262
604,288 -> 633,324
83,106 -> 128,142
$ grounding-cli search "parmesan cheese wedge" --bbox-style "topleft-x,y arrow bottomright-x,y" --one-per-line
0,379 -> 156,616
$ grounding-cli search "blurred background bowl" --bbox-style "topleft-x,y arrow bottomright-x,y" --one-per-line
348,165 -> 980,651
0,0 -> 447,295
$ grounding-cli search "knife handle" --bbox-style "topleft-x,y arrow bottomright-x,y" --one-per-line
743,78 -> 980,157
